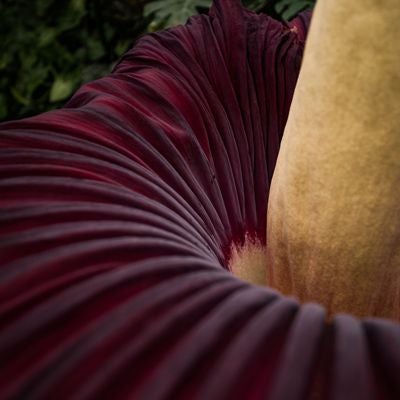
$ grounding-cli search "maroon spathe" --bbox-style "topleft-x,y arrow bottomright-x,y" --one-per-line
0,1 -> 398,399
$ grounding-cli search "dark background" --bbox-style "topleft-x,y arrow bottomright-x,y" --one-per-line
0,0 -> 314,122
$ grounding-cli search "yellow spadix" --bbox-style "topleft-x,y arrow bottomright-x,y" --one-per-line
267,0 -> 400,320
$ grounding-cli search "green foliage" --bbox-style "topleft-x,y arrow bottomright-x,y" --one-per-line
0,0 -> 149,121
275,0 -> 314,20
244,0 -> 271,12
1,0 -> 315,122
144,0 -> 272,29
144,0 -> 211,29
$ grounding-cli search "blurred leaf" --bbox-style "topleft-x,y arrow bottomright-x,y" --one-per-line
0,53 -> 12,70
114,39 -> 132,57
36,0 -> 54,16
275,0 -> 314,20
11,87 -> 31,106
81,63 -> 111,83
0,94 -> 7,120
38,28 -> 57,48
104,23 -> 116,42
71,0 -> 86,13
20,52 -> 38,70
15,60 -> 50,101
243,0 -> 270,12
87,37 -> 106,61
148,20 -> 164,33
57,0 -> 87,32
49,77 -> 76,102
144,0 -> 211,28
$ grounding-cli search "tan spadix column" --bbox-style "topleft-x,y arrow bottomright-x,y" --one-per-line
266,0 -> 400,320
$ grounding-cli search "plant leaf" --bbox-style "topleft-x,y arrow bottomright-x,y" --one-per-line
49,77 -> 76,102
275,0 -> 314,20
144,0 -> 211,29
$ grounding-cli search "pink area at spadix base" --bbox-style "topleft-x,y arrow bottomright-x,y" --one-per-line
0,1 -> 399,399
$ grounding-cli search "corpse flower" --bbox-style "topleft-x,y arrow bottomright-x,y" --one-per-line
0,0 -> 399,399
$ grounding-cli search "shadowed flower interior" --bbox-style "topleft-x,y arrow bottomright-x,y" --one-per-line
0,1 -> 399,399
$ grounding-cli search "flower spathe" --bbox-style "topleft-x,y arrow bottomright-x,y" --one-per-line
0,1 -> 399,399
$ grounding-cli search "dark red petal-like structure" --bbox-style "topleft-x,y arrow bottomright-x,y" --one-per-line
0,1 -> 398,399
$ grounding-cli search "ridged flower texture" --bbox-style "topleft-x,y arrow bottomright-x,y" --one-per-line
0,1 -> 399,399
